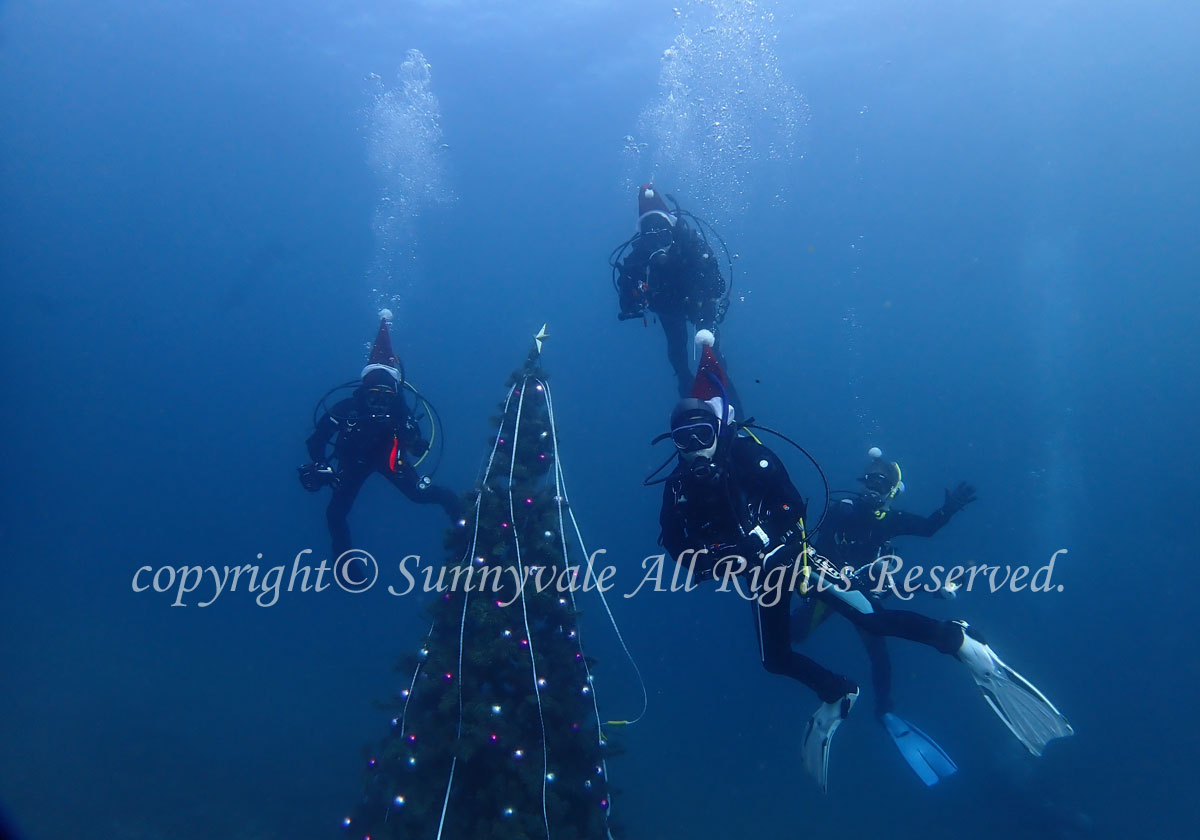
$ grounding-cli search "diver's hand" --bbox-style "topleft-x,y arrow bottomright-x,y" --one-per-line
298,462 -> 336,492
617,309 -> 644,321
944,482 -> 977,513
736,528 -> 773,563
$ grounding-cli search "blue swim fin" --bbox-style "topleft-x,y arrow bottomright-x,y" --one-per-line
880,712 -> 958,786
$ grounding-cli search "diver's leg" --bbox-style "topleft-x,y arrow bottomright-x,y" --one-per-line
326,462 -> 369,558
384,465 -> 462,520
758,585 -> 860,792
819,592 -> 963,654
754,594 -> 857,703
659,309 -> 692,397
858,626 -> 894,717
790,592 -> 817,645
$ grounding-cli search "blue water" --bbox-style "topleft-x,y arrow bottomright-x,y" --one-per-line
2,1 -> 1198,837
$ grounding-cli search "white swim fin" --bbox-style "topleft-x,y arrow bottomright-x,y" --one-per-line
954,622 -> 1074,756
801,688 -> 859,793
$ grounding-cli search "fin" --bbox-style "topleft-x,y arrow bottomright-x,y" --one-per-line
881,712 -> 958,786
801,689 -> 858,793
956,624 -> 1075,756
534,323 -> 550,354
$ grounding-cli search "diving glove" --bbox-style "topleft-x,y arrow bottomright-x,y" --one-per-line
944,481 -> 977,514
298,462 -> 336,492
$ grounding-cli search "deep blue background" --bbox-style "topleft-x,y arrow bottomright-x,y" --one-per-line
2,1 -> 1198,838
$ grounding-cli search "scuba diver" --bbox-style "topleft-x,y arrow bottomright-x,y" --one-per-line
299,317 -> 460,558
792,449 -> 977,786
611,184 -> 734,399
655,332 -> 1073,792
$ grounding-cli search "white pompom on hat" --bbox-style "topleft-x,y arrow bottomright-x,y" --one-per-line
868,447 -> 883,459
695,329 -> 716,350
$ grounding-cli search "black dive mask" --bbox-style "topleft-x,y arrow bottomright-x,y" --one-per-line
671,421 -> 718,452
364,387 -> 395,420
638,225 -> 672,252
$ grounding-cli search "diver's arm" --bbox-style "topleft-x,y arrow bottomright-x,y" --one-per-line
616,257 -> 645,318
306,413 -> 337,463
884,508 -> 953,539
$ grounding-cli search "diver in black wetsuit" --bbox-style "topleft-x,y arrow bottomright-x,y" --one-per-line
299,318 -> 459,558
612,184 -> 731,398
654,336 -> 1071,790
793,449 -> 975,784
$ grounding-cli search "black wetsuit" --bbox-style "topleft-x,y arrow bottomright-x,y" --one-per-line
659,437 -> 961,704
799,496 -> 962,716
617,223 -> 727,398
307,388 -> 458,556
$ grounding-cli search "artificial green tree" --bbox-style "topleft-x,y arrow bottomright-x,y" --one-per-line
343,331 -> 618,840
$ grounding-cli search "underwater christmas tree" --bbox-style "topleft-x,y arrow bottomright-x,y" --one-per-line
343,327 -> 622,840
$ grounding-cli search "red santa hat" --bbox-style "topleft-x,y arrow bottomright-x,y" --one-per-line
361,317 -> 402,384
637,183 -> 676,232
689,330 -> 734,424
